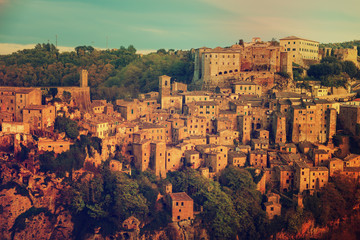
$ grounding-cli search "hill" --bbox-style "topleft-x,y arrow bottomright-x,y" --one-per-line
320,40 -> 360,55
0,44 -> 194,101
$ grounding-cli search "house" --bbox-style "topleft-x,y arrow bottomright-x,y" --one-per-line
169,192 -> 194,222
264,193 -> 281,220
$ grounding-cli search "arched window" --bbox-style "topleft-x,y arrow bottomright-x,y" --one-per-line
165,81 -> 168,86
234,69 -> 238,72
219,72 -> 222,75
224,71 -> 227,74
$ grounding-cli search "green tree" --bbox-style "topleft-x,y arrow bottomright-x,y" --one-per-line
54,116 -> 79,139
62,90 -> 71,103
48,87 -> 58,99
38,151 -> 56,173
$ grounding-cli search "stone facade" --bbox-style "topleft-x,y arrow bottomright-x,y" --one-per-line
0,87 -> 42,123
169,192 -> 194,222
22,105 -> 56,131
338,105 -> 360,136
38,138 -> 71,154
280,36 -> 320,66
193,38 -> 290,90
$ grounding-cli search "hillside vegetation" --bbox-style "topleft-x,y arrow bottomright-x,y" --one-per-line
320,40 -> 360,56
0,44 -> 194,100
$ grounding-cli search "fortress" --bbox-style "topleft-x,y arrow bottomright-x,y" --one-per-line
193,37 -> 322,90
193,37 -> 293,90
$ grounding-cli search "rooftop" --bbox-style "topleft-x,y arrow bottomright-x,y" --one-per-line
169,192 -> 193,202
279,36 -> 319,43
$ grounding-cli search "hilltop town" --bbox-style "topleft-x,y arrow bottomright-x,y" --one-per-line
1,36 -> 360,239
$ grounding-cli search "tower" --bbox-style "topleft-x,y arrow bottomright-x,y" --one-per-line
159,75 -> 171,99
80,69 -> 88,88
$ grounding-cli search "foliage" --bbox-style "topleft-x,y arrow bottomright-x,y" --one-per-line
10,207 -> 51,235
276,71 -> 290,79
307,57 -> 360,87
49,87 -> 58,99
67,166 -> 150,237
17,143 -> 30,162
0,43 -> 194,101
38,135 -> 103,176
38,151 -> 56,173
332,134 -> 344,146
320,40 -> 360,56
304,175 -> 360,226
292,68 -> 304,81
63,90 -> 72,104
167,168 -> 266,240
54,116 -> 79,139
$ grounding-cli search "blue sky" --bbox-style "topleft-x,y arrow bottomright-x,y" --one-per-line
0,0 -> 360,52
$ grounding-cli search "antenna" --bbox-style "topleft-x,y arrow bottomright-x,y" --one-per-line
106,36 -> 108,49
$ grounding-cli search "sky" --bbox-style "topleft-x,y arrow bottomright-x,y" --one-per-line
0,0 -> 360,54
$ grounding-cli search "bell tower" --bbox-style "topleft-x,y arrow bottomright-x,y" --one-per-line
159,75 -> 171,98
80,69 -> 88,88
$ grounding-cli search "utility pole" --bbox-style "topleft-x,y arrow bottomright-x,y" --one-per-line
106,36 -> 108,49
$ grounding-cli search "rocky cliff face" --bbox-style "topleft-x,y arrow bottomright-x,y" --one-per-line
0,162 -> 210,240
0,164 -> 73,240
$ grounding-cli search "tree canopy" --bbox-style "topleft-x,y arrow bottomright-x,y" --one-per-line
0,44 -> 194,101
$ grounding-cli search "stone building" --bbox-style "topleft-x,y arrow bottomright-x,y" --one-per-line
238,115 -> 252,144
116,100 -> 140,121
321,46 -> 359,67
0,87 -> 42,123
22,105 -> 56,131
184,150 -> 201,169
1,122 -> 30,134
294,161 -> 328,193
338,105 -> 360,136
133,139 -> 151,172
150,141 -> 166,178
249,150 -> 267,168
264,193 -> 281,220
169,192 -> 194,222
38,138 -> 71,154
228,151 -> 247,167
272,112 -> 286,143
193,38 -> 290,89
82,118 -> 109,139
183,101 -> 219,120
165,146 -> 183,172
290,100 -> 337,144
310,149 -> 331,166
231,81 -> 262,96
344,154 -> 360,167
274,165 -> 294,192
280,36 -> 320,66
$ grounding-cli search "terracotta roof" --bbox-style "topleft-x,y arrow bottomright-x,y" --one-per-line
279,36 -> 319,43
344,154 -> 360,162
169,192 -> 193,202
